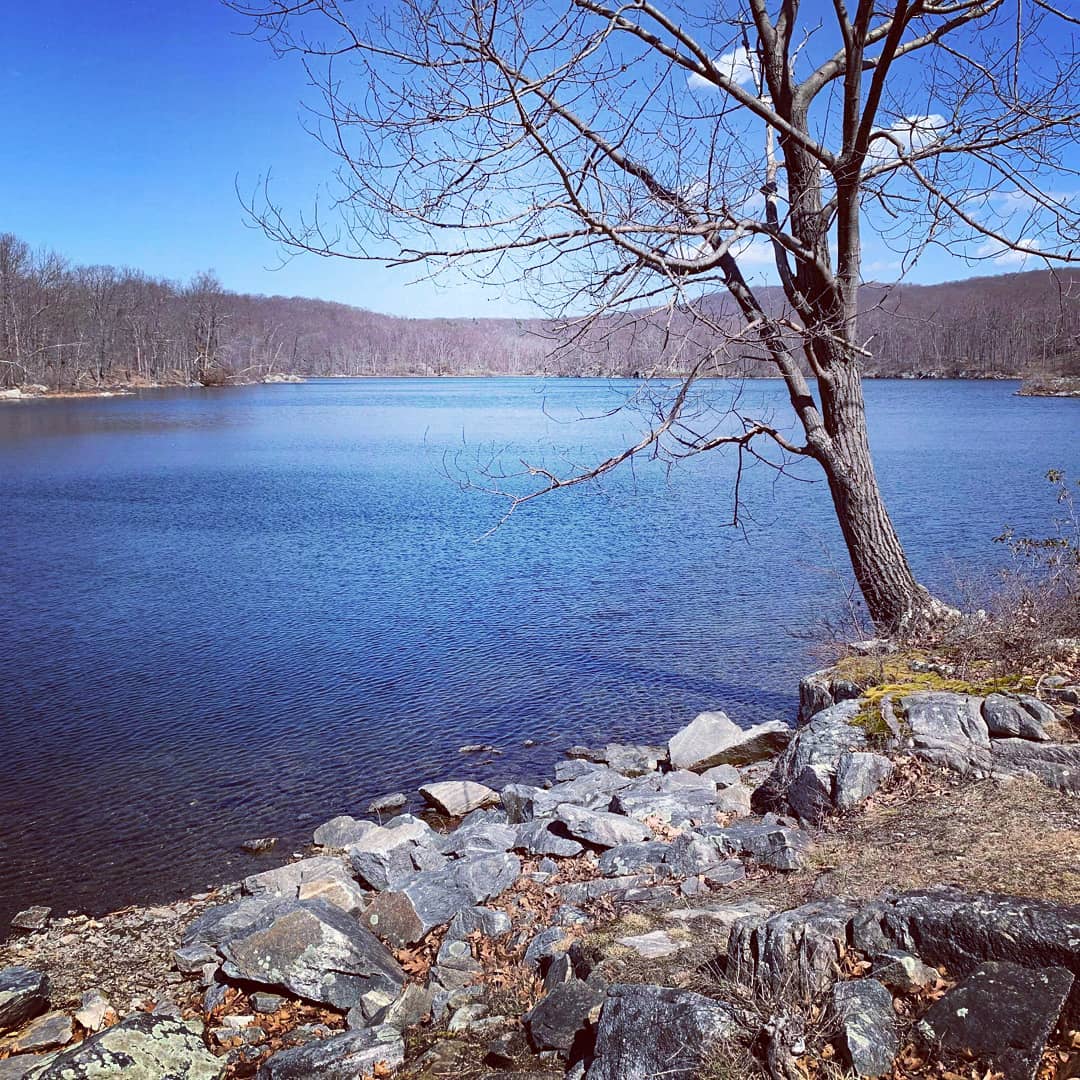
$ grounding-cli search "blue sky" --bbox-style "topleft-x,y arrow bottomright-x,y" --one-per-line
2,1 -> 1073,318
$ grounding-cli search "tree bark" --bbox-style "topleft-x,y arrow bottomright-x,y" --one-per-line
814,362 -> 938,632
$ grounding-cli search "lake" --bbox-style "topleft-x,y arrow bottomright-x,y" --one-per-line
0,377 -> 1076,924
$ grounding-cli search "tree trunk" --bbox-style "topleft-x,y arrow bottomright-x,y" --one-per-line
816,364 -> 941,633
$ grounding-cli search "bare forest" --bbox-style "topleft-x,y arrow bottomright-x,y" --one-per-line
1,231 -> 1077,390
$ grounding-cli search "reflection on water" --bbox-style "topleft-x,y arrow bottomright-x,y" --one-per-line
0,377 -> 1076,923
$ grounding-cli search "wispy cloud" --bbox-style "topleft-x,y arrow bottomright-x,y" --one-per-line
867,114 -> 947,165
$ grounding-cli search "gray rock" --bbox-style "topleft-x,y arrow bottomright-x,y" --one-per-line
701,764 -> 742,788
10,908 -> 51,933
787,763 -> 835,825
241,837 -> 279,854
728,899 -> 860,994
347,822 -> 447,892
982,694 -> 1051,741
833,978 -> 898,1077
715,820 -> 809,871
869,950 -> 939,991
419,780 -> 499,816
213,897 -> 404,1009
668,711 -> 791,772
919,961 -> 1074,1080
4,1010 -> 72,1054
598,842 -> 669,877
602,744 -> 663,777
0,1057 -> 44,1080
367,792 -> 407,814
183,895 -> 283,950
242,856 -> 349,900
501,783 -> 551,823
834,751 -> 895,811
256,1027 -> 405,1079
714,784 -> 752,816
446,905 -> 513,942
524,926 -> 574,970
0,968 -> 50,1034
852,887 -> 1080,1015
440,822 -> 518,857
903,691 -> 991,775
368,984 -> 433,1032
614,930 -> 684,958
555,759 -> 598,782
586,984 -> 737,1080
524,981 -> 604,1055
513,820 -> 584,857
174,943 -> 219,973
992,738 -> 1080,793
250,992 -> 286,1013
703,860 -> 746,886
27,1015 -> 223,1079
361,853 -> 520,948
431,938 -> 484,990
610,789 -> 716,826
312,815 -> 378,848
752,700 -> 866,817
554,805 -> 650,849
1017,694 -> 1058,728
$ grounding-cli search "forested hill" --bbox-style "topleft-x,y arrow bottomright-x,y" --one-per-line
2,231 -> 1078,390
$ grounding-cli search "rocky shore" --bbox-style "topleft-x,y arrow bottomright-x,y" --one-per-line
2,662 -> 1078,1080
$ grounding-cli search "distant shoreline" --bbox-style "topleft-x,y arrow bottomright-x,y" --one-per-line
0,370 -> 1038,402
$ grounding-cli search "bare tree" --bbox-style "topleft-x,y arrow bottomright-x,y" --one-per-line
231,0 -> 1080,632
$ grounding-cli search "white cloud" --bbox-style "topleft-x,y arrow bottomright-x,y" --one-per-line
973,237 -> 1041,267
687,47 -> 759,91
867,114 -> 947,165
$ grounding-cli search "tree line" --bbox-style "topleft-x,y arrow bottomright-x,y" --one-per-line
2,231 -> 1077,391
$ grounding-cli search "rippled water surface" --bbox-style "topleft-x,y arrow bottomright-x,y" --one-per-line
0,377 -> 1076,923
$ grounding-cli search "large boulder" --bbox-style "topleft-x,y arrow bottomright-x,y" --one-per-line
852,887 -> 1080,1016
919,961 -> 1074,1080
751,701 -> 869,821
668,712 -> 790,772
191,897 -> 404,1009
992,738 -> 1080,793
312,816 -> 379,848
0,968 -> 50,1034
982,695 -> 1051,741
834,752 -> 894,811
256,1027 -> 405,1079
902,692 -> 991,775
585,984 -> 738,1080
728,898 -> 860,994
26,1015 -> 223,1079
243,857 -> 368,914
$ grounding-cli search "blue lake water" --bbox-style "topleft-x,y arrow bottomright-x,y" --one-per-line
0,377 -> 1076,923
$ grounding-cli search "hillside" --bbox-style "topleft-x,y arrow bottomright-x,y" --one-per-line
2,231 -> 1078,390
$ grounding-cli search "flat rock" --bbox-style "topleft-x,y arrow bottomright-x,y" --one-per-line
554,805 -> 650,849
602,744 -> 664,777
852,887 -> 1080,1019
919,961 -> 1074,1080
256,1026 -> 405,1079
586,984 -> 738,1080
27,1015 -> 223,1079
833,978 -> 898,1077
598,841 -> 669,877
440,822 -> 518,857
514,820 -> 584,857
524,980 -> 604,1055
2,1010 -> 73,1054
668,711 -> 790,772
0,968 -> 50,1034
614,930 -> 684,958
367,792 -> 407,814
611,788 -> 716,826
313,815 -> 379,848
73,990 -> 111,1033
242,856 -> 349,900
869,950 -> 939,991
420,780 -> 499,816
10,908 -> 50,933
982,694 -> 1051,741
992,738 -> 1080,793
903,691 -> 991,775
212,897 -> 405,1009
